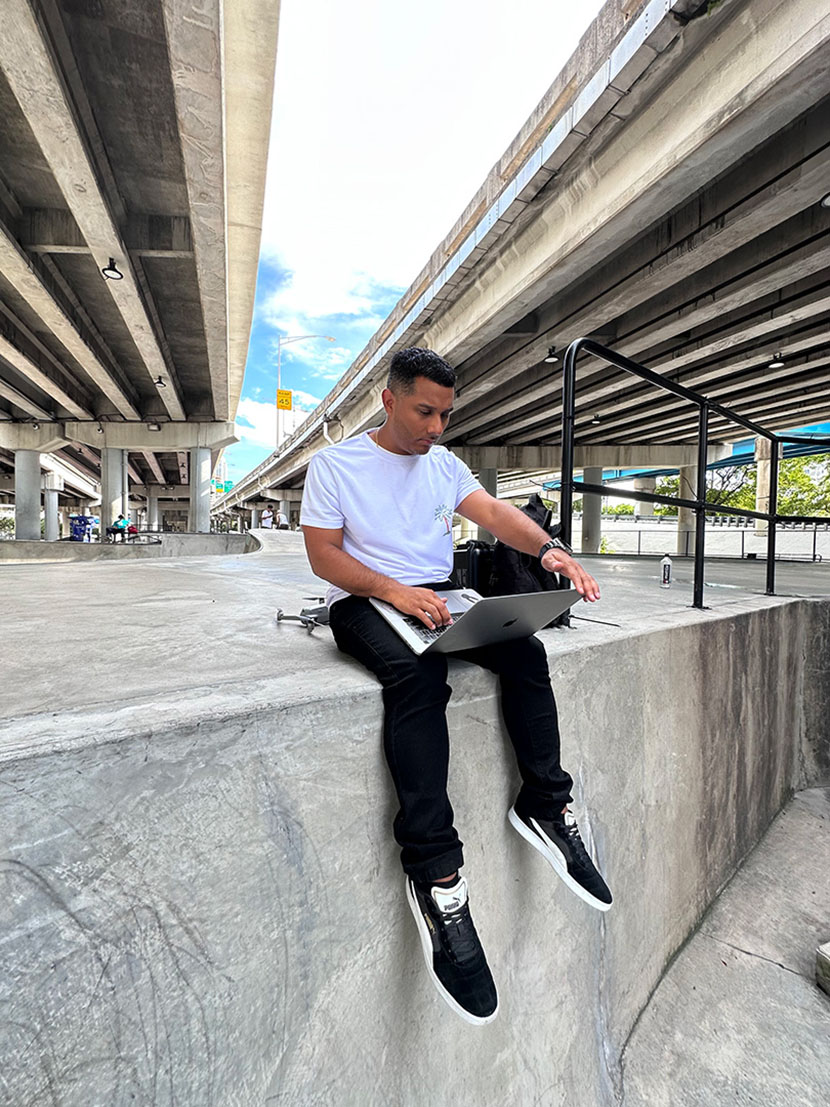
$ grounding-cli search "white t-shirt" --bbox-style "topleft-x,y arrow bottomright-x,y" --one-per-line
300,430 -> 482,605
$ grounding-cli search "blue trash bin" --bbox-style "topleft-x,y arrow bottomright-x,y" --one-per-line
70,515 -> 90,541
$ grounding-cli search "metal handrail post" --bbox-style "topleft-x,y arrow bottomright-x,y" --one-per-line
765,439 -> 780,595
559,346 -> 578,553
693,402 -> 709,608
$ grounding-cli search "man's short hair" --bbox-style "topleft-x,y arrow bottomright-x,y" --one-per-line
387,347 -> 456,393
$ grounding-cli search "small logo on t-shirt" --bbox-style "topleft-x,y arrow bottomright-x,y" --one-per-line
434,503 -> 453,534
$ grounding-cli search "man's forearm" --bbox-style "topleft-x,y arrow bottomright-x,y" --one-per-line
308,542 -> 402,602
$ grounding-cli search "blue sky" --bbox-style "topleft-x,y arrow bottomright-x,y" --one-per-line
224,0 -> 607,483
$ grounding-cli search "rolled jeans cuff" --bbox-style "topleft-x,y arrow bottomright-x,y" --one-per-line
403,846 -> 465,886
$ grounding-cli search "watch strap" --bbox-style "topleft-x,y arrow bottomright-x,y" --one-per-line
538,537 -> 572,560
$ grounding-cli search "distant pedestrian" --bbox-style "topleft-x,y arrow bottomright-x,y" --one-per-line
106,514 -> 129,542
261,507 -> 274,529
276,509 -> 289,529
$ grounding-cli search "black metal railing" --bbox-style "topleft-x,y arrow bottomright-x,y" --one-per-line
560,339 -> 830,608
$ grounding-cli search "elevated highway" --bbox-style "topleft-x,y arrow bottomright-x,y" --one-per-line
218,0 -> 830,529
0,0 -> 279,537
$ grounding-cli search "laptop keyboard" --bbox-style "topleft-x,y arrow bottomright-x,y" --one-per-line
403,611 -> 465,643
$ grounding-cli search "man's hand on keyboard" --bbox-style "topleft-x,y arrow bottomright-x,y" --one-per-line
385,584 -> 453,629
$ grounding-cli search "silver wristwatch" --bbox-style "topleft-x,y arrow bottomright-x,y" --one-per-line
538,536 -> 572,561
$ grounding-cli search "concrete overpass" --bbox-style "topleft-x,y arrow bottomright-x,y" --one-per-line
0,0 -> 280,537
217,0 -> 830,535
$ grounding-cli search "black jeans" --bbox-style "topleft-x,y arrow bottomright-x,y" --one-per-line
328,586 -> 573,884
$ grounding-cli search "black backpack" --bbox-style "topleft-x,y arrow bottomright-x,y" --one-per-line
490,493 -> 570,627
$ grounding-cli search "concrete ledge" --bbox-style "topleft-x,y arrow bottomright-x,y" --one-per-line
0,532 -> 259,562
1,598 -> 827,1104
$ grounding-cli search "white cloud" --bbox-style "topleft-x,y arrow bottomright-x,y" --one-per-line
268,336 -> 354,382
292,389 -> 323,410
261,0 -> 606,327
233,389 -> 323,455
234,398 -> 277,450
227,1 -> 607,480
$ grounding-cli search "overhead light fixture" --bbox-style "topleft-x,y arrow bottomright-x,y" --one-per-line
32,421 -> 40,430
767,352 -> 785,369
544,346 -> 559,364
154,376 -> 166,388
101,257 -> 123,281
590,414 -> 601,425
821,192 -> 830,209
97,424 -> 104,434
147,422 -> 161,431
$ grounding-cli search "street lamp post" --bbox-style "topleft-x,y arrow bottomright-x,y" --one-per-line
275,334 -> 335,447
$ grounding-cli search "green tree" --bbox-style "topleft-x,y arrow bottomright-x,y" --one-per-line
651,456 -> 830,518
777,457 -> 830,517
652,474 -> 679,515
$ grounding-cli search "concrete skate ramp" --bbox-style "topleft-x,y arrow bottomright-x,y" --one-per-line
0,531 -> 258,562
0,559 -> 828,1104
621,787 -> 830,1106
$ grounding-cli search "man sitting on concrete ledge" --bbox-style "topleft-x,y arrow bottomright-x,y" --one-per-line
301,346 -> 612,1026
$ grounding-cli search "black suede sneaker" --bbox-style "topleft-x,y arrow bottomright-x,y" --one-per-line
508,806 -> 613,912
405,875 -> 499,1025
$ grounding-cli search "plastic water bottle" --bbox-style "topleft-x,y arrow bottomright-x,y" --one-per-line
660,554 -> 672,588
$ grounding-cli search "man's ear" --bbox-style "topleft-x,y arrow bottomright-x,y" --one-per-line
380,387 -> 395,416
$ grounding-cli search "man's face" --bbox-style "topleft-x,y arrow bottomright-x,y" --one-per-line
381,376 -> 455,455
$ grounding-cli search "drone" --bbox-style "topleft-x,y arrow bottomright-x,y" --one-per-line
274,596 -> 330,634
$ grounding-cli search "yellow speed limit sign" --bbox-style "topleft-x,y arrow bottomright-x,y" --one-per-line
277,389 -> 293,410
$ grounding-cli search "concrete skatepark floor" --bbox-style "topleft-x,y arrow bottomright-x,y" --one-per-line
2,528 -> 829,722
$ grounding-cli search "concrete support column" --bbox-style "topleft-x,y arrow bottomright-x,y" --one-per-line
43,488 -> 59,542
14,450 -> 41,540
121,451 -> 130,519
581,467 -> 602,554
251,508 -> 260,528
755,436 -> 780,536
477,467 -> 498,542
633,476 -> 657,518
147,489 -> 159,531
188,447 -> 211,533
677,465 -> 697,555
100,449 -> 125,538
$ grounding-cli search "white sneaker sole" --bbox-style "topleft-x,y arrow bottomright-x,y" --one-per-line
508,807 -> 612,913
404,877 -> 499,1026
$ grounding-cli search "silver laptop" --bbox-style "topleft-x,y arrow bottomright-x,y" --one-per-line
369,588 -> 583,655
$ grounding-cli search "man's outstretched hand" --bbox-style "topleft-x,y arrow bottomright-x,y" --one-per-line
540,550 -> 600,602
385,584 -> 453,628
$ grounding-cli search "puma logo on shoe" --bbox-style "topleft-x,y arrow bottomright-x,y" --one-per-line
431,877 -> 468,915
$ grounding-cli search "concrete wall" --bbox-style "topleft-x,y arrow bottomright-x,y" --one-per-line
0,601 -> 827,1106
0,533 -> 259,562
